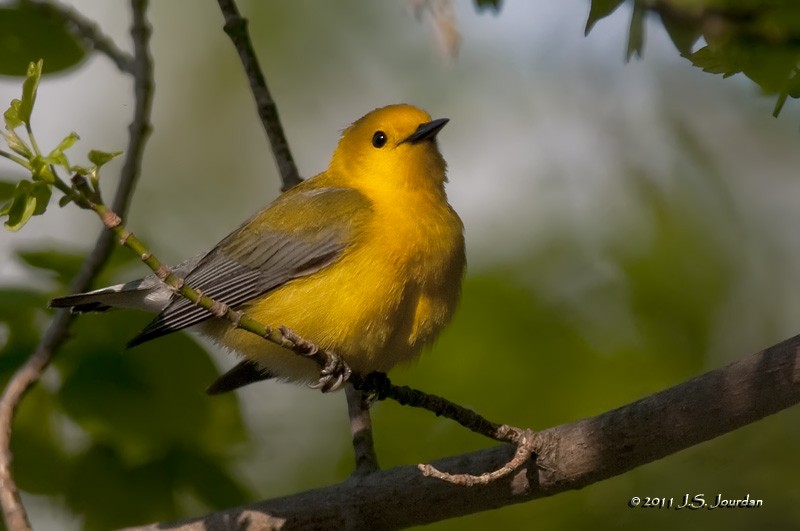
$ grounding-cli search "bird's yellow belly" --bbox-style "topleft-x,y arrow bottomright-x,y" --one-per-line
206,208 -> 463,383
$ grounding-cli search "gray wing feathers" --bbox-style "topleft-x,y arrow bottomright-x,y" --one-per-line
127,187 -> 367,347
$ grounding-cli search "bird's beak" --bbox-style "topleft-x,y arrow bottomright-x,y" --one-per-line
402,118 -> 449,144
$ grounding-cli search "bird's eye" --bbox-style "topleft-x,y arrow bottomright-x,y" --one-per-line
372,131 -> 387,148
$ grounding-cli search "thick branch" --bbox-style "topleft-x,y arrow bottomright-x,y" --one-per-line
126,332 -> 800,530
215,0 -> 302,191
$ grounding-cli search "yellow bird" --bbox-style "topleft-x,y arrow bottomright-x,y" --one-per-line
51,104 -> 466,393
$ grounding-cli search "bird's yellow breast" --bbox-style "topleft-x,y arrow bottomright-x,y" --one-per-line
212,182 -> 465,382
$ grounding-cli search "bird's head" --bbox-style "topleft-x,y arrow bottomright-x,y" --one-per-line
329,104 -> 449,193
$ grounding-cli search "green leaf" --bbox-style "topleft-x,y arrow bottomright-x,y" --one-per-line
58,312 -> 247,461
87,150 -> 122,169
3,99 -> 23,130
69,164 -> 91,177
47,131 -> 80,168
29,180 -> 51,215
0,6 -> 86,76
585,0 -> 626,36
0,180 -> 15,202
689,45 -> 739,77
2,180 -> 36,231
30,156 -> 56,184
473,0 -> 502,14
16,248 -> 84,287
2,179 -> 51,231
18,59 -> 43,126
58,194 -> 73,208
626,1 -> 646,61
773,91 -> 789,117
658,8 -> 701,56
2,128 -> 31,159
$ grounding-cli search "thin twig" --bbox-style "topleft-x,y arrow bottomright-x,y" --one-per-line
26,0 -> 135,74
215,0 -> 303,191
0,2 -> 153,529
418,428 -> 536,485
354,372 -> 504,441
353,372 -> 532,483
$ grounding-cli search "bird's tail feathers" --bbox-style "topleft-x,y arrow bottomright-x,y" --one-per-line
49,277 -> 172,314
49,254 -> 206,314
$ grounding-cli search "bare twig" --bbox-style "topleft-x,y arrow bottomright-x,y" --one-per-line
0,2 -> 153,529
115,0 -> 154,212
215,0 -> 303,191
354,372 -> 504,441
26,0 -> 135,74
354,372 -> 532,483
409,0 -> 461,58
418,427 -> 536,486
125,333 -> 800,529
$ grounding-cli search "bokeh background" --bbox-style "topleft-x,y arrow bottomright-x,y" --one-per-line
2,0 -> 800,529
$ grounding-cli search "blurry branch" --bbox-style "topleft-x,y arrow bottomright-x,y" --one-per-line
215,0 -> 302,191
128,332 -> 800,529
409,0 -> 461,59
0,1 -> 153,530
26,0 -> 135,74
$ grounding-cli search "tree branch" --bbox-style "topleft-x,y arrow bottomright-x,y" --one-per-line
0,2 -> 153,529
215,0 -> 303,191
125,332 -> 800,530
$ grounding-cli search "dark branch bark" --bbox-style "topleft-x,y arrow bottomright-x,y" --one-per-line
216,0 -> 303,191
125,332 -> 800,530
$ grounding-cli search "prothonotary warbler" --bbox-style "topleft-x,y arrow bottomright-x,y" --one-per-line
50,104 -> 466,393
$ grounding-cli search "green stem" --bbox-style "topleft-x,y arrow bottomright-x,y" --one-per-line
0,149 -> 31,170
25,125 -> 42,158
70,181 -> 303,355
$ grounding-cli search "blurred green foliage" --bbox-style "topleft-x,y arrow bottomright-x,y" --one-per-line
0,247 -> 252,530
586,0 -> 800,116
0,3 -> 86,76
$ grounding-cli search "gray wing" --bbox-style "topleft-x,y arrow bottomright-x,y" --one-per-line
127,186 -> 371,347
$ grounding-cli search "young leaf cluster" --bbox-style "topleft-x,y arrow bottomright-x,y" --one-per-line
0,60 -> 121,231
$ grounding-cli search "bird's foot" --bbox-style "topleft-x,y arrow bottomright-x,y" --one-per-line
281,326 -> 352,393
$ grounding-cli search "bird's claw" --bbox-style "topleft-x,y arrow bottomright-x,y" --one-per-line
308,351 -> 352,393
279,326 -> 353,392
